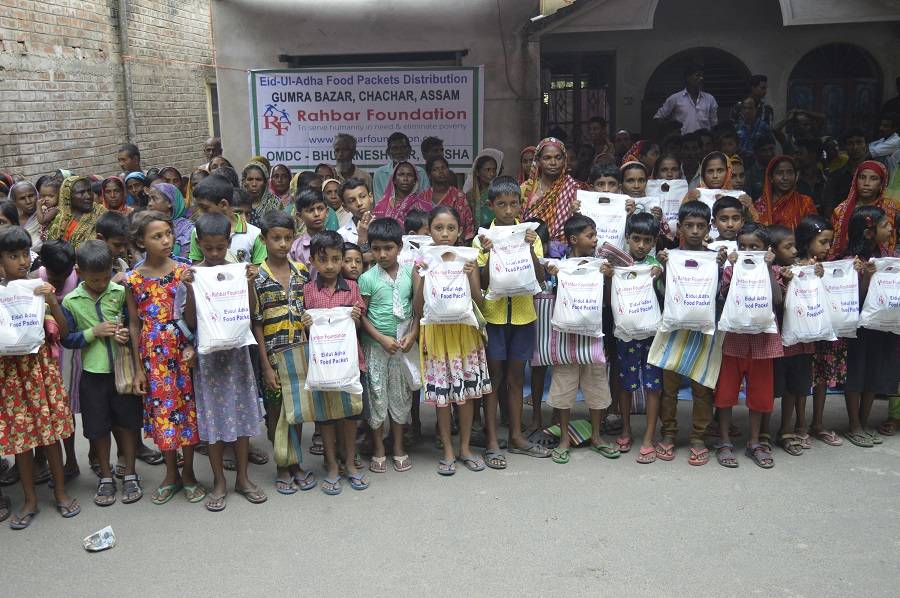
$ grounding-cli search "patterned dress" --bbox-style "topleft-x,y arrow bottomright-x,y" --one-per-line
421,323 -> 492,407
125,264 -> 198,451
0,319 -> 73,454
194,348 -> 262,443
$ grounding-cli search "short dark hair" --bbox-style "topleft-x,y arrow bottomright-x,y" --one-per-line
563,213 -> 595,242
683,64 -> 704,80
766,224 -> 793,249
340,177 -> 369,199
428,205 -> 461,229
589,164 -> 621,184
387,132 -> 410,148
309,230 -> 344,260
487,175 -> 521,202
841,128 -> 867,144
404,209 -> 428,234
193,174 -> 233,204
424,156 -> 449,175
96,211 -> 129,240
195,212 -> 232,240
421,136 -> 443,155
737,222 -> 770,247
39,240 -> 75,275
681,132 -> 701,148
298,171 -> 322,191
343,242 -> 363,256
0,200 -> 19,225
748,74 -> 767,88
625,212 -> 660,238
588,116 -> 607,126
295,188 -> 326,213
0,225 -> 31,253
712,195 -> 743,217
118,143 -> 140,158
260,210 -> 294,236
38,178 -> 61,194
367,217 -> 402,246
678,200 -> 711,224
620,161 -> 648,177
75,240 -> 113,273
232,188 -> 252,208
211,166 -> 239,188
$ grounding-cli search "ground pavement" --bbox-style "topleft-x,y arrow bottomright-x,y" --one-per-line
3,399 -> 899,597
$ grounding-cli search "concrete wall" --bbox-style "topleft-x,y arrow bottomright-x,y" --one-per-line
211,0 -> 541,174
540,0 -> 900,135
0,0 -> 215,179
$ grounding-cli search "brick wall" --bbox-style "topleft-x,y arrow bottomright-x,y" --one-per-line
0,0 -> 215,180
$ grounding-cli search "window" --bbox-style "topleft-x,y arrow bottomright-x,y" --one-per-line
541,52 -> 613,146
207,82 -> 220,137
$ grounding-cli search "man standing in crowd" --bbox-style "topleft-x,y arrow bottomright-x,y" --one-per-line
869,113 -> 899,159
654,64 -> 718,134
587,117 -> 615,161
420,137 -> 445,163
332,133 -> 373,189
730,74 -> 774,126
200,137 -> 222,170
827,128 -> 870,203
117,143 -> 141,176
372,132 -> 429,199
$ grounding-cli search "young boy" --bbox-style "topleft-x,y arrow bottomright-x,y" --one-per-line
289,188 -> 329,276
358,218 -> 418,473
712,196 -> 745,243
650,200 -> 728,465
342,242 -> 365,280
473,176 -> 548,467
96,211 -> 132,279
231,188 -> 253,221
589,164 -> 621,193
545,214 -> 616,463
717,131 -> 740,158
404,209 -> 429,236
251,210 -> 315,494
337,178 -> 373,246
714,223 -> 782,469
61,240 -> 143,506
602,212 -> 664,463
301,231 -> 368,494
190,173 -> 267,265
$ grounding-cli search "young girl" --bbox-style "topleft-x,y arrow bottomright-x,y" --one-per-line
125,210 -> 204,505
620,161 -> 649,198
842,206 -> 898,447
792,216 -> 841,449
684,151 -> 758,221
147,183 -> 194,258
37,178 -> 61,241
182,213 -> 265,511
414,205 -> 492,475
652,154 -> 682,181
0,225 -> 80,529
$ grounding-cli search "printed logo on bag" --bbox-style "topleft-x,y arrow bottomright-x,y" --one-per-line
308,330 -> 351,366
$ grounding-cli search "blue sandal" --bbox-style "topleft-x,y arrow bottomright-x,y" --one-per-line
293,470 -> 317,491
321,477 -> 342,495
348,471 -> 369,491
437,459 -> 456,476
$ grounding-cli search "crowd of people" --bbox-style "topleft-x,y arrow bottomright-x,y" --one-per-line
0,68 -> 898,530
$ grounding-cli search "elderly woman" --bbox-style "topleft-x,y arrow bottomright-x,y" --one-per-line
520,137 -> 585,241
46,175 -> 106,249
8,181 -> 41,250
464,149 -> 503,228
241,160 -> 282,227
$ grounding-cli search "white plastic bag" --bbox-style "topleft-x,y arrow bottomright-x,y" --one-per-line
577,190 -> 628,251
718,252 -> 777,334
695,188 -> 725,212
611,264 -> 661,341
396,320 -> 422,391
420,245 -> 479,328
399,235 -> 433,268
821,259 -> 860,338
782,265 -> 837,346
0,278 -> 46,356
646,178 -> 688,233
192,263 -> 257,354
859,257 -> 900,334
304,307 -> 363,394
551,258 -> 605,337
659,250 -> 719,335
479,222 -> 541,299
631,195 -> 661,214
706,240 -> 737,254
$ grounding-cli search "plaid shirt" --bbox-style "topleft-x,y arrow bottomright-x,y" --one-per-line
253,259 -> 309,356
303,275 -> 367,371
720,262 -> 784,359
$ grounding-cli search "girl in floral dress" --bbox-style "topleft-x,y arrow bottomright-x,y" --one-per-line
125,211 -> 204,505
0,225 -> 80,529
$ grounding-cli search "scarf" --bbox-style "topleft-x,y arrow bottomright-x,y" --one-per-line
124,171 -> 146,206
464,148 -> 504,194
754,155 -> 817,228
9,181 -> 41,242
517,146 -> 537,184
46,175 -> 106,249
155,183 -> 192,257
832,160 -> 895,258
696,151 -> 733,190
269,164 -> 293,207
243,160 -> 283,227
521,137 -> 583,241
621,140 -> 646,165
158,166 -> 183,186
101,176 -> 128,213
372,161 -> 429,225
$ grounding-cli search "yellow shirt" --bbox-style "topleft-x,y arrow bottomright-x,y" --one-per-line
472,221 -> 544,325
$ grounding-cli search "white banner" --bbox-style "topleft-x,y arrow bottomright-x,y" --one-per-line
249,67 -> 484,170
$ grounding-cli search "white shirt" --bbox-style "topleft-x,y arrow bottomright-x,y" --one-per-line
869,133 -> 900,158
338,219 -> 359,245
655,89 -> 719,134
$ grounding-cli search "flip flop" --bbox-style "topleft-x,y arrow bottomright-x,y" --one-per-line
205,492 -> 227,512
655,439 -> 675,461
589,442 -> 621,459
0,495 -> 10,523
615,436 -> 633,453
688,445 -> 709,466
551,447 -> 570,464
864,430 -> 883,445
248,448 -> 270,465
436,459 -> 456,476
483,450 -> 507,470
34,466 -> 51,485
508,441 -> 551,458
812,429 -> 843,446
293,470 -> 317,491
223,456 -> 237,472
183,484 -> 207,503
348,471 -> 369,491
275,478 -> 298,495
877,419 -> 899,436
56,498 -> 80,518
843,431 -> 874,448
321,477 -> 342,495
309,434 -> 325,456
152,481 -> 183,505
0,463 -> 18,486
369,456 -> 387,474
392,454 -> 412,472
636,445 -> 657,464
9,509 -> 38,530
235,485 -> 268,504
460,455 -> 485,472
797,433 -> 812,450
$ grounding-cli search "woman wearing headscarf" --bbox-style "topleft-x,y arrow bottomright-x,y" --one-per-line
622,140 -> 661,175
517,146 -> 536,184
520,138 -> 585,241
754,155 -> 817,229
101,176 -> 130,214
269,164 -> 293,209
831,160 -> 898,258
682,151 -> 758,221
8,181 -> 41,250
241,159 -> 282,228
124,171 -> 148,207
46,175 -> 106,249
158,166 -> 185,195
372,160 -> 431,225
464,148 -> 503,228
146,182 -> 193,258
414,156 -> 475,240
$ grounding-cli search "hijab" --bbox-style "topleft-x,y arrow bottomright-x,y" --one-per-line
154,183 -> 193,258
124,171 -> 147,206
696,151 -> 733,189
379,160 -> 420,205
269,164 -> 293,206
46,175 -> 106,249
621,140 -> 646,165
832,160 -> 893,258
521,137 -> 584,241
754,155 -> 817,228
517,146 -> 537,184
101,176 -> 128,213
9,181 -> 41,243
242,160 -> 282,226
464,148 -> 504,194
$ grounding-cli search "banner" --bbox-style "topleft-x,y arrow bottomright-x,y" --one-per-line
249,67 -> 484,170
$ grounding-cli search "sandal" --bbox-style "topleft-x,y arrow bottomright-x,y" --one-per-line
235,485 -> 267,504
714,442 -> 739,468
113,463 -> 126,479
551,447 -> 570,464
137,450 -> 164,466
183,484 -> 207,503
94,477 -> 117,507
460,455 -> 485,472
121,474 -> 143,504
321,477 -> 342,495
745,442 -> 774,468
275,478 -> 297,495
309,433 -> 325,456
369,456 -> 387,474
864,430 -> 883,445
293,470 -> 317,491
877,419 -> 900,437
843,431 -> 873,448
759,433 -> 773,451
636,445 -> 657,464
9,509 -> 38,530
508,441 -> 551,458
204,492 -> 227,512
590,442 -> 621,459
778,433 -> 804,456
0,495 -> 10,522
615,435 -> 633,453
796,433 -> 812,450
655,438 -> 675,461
56,498 -> 81,518
248,447 -> 270,465
152,480 -> 183,505
392,454 -> 412,472
436,459 -> 456,476
348,471 -> 369,491
688,445 -> 709,466
812,429 -> 843,446
483,450 -> 507,470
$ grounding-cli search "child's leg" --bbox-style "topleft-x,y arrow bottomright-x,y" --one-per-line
62,430 -> 78,473
530,365 -> 547,429
589,408 -> 604,446
389,417 -> 405,459
859,392 -> 877,430
779,393 -> 796,437
207,441 -> 227,497
484,358 -> 505,452
233,436 -> 261,496
811,384 -> 828,432
505,359 -> 527,448
44,440 -> 74,508
718,406 -> 733,445
794,395 -> 808,435
641,390 -> 661,449
689,382 -> 714,447
15,449 -> 39,515
436,407 -> 455,463
619,388 -> 632,442
93,433 -> 113,479
659,370 -> 681,442
342,419 -> 361,477
748,410 -> 763,445
457,401 -> 475,459
371,422 -> 386,459
180,445 -> 199,487
557,408 -> 572,451
320,422 -> 339,480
